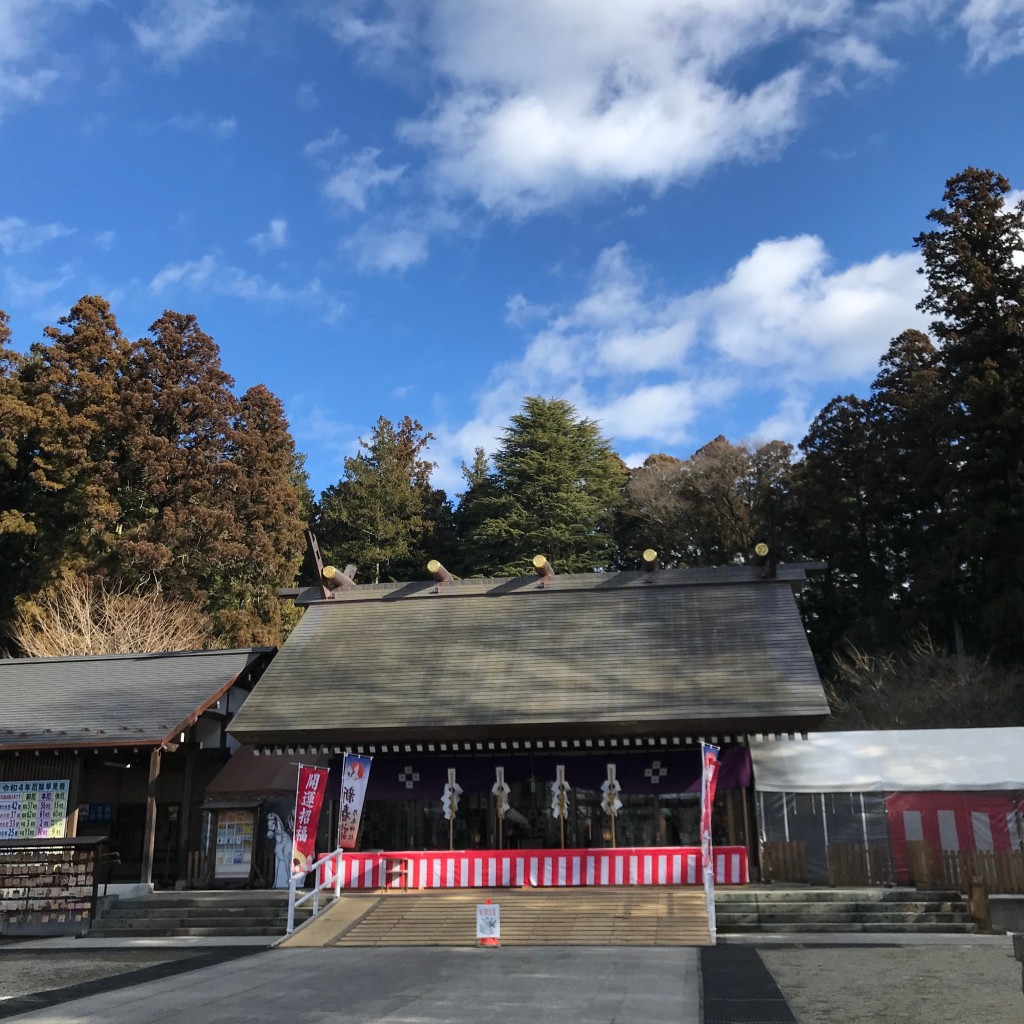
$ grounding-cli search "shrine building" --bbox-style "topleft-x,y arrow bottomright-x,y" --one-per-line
227,558 -> 830,885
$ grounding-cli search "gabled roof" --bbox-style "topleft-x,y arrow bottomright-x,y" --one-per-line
230,566 -> 829,747
0,647 -> 273,751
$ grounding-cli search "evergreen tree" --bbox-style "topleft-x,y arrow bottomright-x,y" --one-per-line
461,397 -> 625,575
791,395 -> 892,660
0,311 -> 36,540
914,167 -> 1024,658
216,384 -> 309,645
116,310 -> 243,603
317,416 -> 453,583
15,296 -> 130,580
0,312 -> 41,630
867,329 -> 951,640
451,447 -> 501,574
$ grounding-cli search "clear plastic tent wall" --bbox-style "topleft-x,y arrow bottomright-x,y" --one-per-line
750,729 -> 1024,884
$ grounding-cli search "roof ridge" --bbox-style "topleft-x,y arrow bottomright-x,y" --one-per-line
0,646 -> 274,667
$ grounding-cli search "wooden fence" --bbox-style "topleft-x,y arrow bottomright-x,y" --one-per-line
761,841 -> 808,883
906,843 -> 1024,894
826,844 -> 894,886
184,846 -> 276,889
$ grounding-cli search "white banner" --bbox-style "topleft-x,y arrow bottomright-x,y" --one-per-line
338,754 -> 373,850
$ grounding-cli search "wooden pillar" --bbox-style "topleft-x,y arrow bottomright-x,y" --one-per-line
725,790 -> 738,846
141,748 -> 162,886
176,741 -> 197,886
66,754 -> 82,838
741,785 -> 757,880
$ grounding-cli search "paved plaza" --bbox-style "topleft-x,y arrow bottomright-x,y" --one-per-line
2,938 -> 1021,1023
1,946 -> 701,1024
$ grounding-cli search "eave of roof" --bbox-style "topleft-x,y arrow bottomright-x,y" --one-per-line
0,647 -> 274,752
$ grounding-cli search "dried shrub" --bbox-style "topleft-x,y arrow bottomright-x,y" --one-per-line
8,577 -> 213,657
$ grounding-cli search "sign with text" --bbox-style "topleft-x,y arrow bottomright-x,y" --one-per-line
476,902 -> 500,939
291,765 -> 328,876
0,780 -> 69,840
337,754 -> 373,850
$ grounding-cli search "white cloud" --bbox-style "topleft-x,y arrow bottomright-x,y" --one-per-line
248,217 -> 288,252
819,34 -> 899,76
748,395 -> 812,447
428,234 -> 926,491
319,0 -> 421,67
167,113 -> 237,137
960,0 -> 1024,65
380,0 -> 842,213
323,1 -> 1016,216
148,256 -> 346,323
296,82 -> 318,109
132,0 -> 250,67
505,293 -> 551,327
94,229 -> 115,250
324,148 -> 405,210
0,216 -> 74,254
345,227 -> 428,272
149,255 -> 292,300
303,129 -> 345,160
3,264 -> 74,304
0,0 -> 93,114
699,235 -> 924,378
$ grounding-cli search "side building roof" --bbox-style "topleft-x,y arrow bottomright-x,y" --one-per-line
0,647 -> 274,752
230,566 -> 829,748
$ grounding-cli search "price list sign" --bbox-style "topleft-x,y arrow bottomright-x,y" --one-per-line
0,780 -> 70,840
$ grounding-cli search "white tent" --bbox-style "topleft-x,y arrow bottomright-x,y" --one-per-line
749,728 -> 1024,793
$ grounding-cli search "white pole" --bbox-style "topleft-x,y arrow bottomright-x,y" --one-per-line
860,793 -> 871,881
334,848 -> 343,899
286,875 -> 296,934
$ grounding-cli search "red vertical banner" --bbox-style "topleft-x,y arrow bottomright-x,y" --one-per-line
292,765 -> 329,877
700,743 -> 720,872
700,742 -> 721,943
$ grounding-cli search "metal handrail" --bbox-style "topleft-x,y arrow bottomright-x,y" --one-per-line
286,848 -> 344,934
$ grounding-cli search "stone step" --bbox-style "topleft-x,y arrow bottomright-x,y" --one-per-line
716,889 -> 963,904
716,905 -> 962,921
98,907 -> 303,923
87,925 -> 283,938
720,921 -> 977,934
331,888 -> 713,947
111,892 -> 294,909
712,905 -> 966,921
717,911 -> 974,926
90,916 -> 295,933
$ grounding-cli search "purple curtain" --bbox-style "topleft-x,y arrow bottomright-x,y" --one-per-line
329,747 -> 751,801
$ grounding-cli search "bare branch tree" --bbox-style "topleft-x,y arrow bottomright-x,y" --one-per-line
8,577 -> 213,657
828,630 -> 1024,729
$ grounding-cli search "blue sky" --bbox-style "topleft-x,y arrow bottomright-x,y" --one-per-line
2,1 -> 1023,497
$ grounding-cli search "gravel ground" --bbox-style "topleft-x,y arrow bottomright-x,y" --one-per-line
0,950 -> 202,1002
762,945 -> 1022,1024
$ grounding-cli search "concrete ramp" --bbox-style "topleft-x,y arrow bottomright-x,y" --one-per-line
278,895 -> 382,947
325,887 -> 711,947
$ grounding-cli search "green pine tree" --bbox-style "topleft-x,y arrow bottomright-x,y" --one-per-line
461,396 -> 626,575
317,416 -> 453,583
